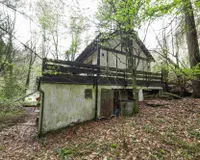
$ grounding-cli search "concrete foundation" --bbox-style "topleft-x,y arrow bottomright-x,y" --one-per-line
39,83 -> 162,135
39,83 -> 96,135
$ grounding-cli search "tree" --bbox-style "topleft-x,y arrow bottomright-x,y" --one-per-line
0,0 -> 39,100
147,0 -> 200,97
65,16 -> 85,61
183,0 -> 200,97
97,0 -> 149,114
37,0 -> 64,59
0,1 -> 18,99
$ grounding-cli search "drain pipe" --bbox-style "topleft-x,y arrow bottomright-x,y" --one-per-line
38,88 -> 45,137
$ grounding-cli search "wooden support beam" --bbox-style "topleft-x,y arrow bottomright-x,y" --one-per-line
43,64 -> 98,75
100,46 -> 150,61
44,58 -> 99,69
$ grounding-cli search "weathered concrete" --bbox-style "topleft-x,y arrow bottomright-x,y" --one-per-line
139,89 -> 144,101
39,83 -> 96,134
39,83 -> 162,135
121,101 -> 134,116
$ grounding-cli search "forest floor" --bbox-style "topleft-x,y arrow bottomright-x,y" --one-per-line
1,98 -> 200,160
0,105 -> 27,131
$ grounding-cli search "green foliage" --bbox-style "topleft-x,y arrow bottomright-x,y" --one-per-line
97,0 -> 145,31
131,120 -> 137,127
38,7 -> 54,31
65,16 -> 85,61
97,0 -> 198,30
38,137 -> 48,147
56,148 -> 77,160
0,102 -> 26,130
194,1 -> 200,9
150,151 -> 164,160
162,131 -> 200,156
0,59 -> 29,101
176,63 -> 200,81
159,119 -> 165,123
188,130 -> 200,140
144,0 -> 200,21
132,104 -> 139,114
37,0 -> 63,32
145,124 -> 154,133
152,59 -> 200,89
110,143 -> 118,149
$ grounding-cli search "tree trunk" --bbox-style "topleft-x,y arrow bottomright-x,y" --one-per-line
125,32 -> 139,114
184,0 -> 200,97
25,52 -> 33,89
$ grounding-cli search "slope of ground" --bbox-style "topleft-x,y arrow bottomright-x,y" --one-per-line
0,105 -> 27,131
1,98 -> 200,160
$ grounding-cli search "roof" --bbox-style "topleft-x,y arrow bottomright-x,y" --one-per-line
75,34 -> 100,63
75,31 -> 154,63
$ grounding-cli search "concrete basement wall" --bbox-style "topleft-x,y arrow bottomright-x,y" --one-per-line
39,83 -> 96,135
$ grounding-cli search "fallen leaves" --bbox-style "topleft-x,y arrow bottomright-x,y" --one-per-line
1,98 -> 200,159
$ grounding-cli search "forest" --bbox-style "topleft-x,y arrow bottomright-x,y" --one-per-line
1,0 -> 200,159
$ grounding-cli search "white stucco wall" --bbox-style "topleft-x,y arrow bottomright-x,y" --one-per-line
99,38 -> 149,71
100,49 -> 107,66
104,35 -> 147,59
108,52 -> 117,68
82,35 -> 150,72
39,83 -> 96,134
136,59 -> 148,71
100,49 -> 148,71
83,50 -> 97,65
39,82 -> 162,134
117,54 -> 127,69
92,51 -> 98,65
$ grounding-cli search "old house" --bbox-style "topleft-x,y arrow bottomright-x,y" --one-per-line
38,31 -> 163,135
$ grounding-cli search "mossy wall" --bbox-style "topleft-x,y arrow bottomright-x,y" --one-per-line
39,83 -> 96,134
39,83 -> 160,134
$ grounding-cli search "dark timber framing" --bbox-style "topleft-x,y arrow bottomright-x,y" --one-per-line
101,46 -> 150,61
75,31 -> 155,64
40,58 -> 163,88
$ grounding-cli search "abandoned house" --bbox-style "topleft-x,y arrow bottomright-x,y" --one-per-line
38,31 -> 163,135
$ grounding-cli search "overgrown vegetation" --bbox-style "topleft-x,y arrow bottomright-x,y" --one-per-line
0,0 -> 200,159
0,102 -> 27,131
0,0 -> 200,105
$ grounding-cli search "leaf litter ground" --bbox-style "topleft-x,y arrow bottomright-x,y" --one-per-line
1,98 -> 200,160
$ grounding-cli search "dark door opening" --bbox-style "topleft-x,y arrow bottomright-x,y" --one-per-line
100,89 -> 113,117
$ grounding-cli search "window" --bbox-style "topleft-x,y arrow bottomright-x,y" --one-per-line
85,89 -> 92,99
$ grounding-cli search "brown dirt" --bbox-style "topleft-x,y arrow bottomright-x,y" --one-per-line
1,98 -> 200,160
0,108 -> 27,131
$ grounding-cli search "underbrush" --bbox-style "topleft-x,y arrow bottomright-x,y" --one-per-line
0,102 -> 27,131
